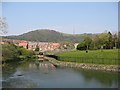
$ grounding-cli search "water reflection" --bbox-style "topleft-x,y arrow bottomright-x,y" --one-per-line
2,62 -> 20,80
28,62 -> 56,70
2,60 -> 119,88
73,68 -> 118,88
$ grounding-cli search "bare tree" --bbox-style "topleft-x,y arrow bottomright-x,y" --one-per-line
0,17 -> 8,34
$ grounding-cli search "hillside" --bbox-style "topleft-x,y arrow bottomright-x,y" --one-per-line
4,29 -> 93,43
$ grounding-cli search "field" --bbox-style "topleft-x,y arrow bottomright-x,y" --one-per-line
56,49 -> 119,65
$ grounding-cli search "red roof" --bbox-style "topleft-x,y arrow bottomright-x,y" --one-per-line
19,42 -> 28,47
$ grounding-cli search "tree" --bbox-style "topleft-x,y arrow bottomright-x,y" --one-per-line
83,36 -> 92,50
35,47 -> 39,51
35,45 -> 39,51
99,33 -> 109,49
108,31 -> 113,49
77,31 -> 118,50
2,44 -> 19,61
112,33 -> 118,48
0,17 -> 8,34
77,42 -> 87,50
92,35 -> 101,49
2,44 -> 34,62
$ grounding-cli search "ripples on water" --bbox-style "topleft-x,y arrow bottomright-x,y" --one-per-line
2,61 -> 119,88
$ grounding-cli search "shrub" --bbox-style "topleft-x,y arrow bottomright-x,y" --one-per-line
77,42 -> 87,50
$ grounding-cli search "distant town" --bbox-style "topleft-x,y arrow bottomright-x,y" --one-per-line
1,38 -> 79,52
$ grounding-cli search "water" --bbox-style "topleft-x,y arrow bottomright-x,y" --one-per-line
2,60 -> 119,88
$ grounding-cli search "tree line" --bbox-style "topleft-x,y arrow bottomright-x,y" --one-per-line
2,44 -> 35,63
77,31 -> 120,50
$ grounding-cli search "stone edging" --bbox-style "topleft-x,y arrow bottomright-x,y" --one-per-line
45,57 -> 120,72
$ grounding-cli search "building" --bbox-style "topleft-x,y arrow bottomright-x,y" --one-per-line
18,42 -> 28,49
0,41 -> 5,44
2,38 -> 61,51
28,41 -> 61,51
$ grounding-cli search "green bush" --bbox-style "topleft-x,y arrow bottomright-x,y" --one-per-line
77,42 -> 87,50
2,44 -> 35,62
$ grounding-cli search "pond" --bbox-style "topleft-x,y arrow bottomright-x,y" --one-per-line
2,60 -> 119,88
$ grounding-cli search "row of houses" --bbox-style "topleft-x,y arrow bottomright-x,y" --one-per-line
1,39 -> 61,51
28,41 -> 60,51
1,39 -> 79,51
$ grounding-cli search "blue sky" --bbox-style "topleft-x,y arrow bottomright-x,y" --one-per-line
0,3 -> 2,16
2,2 -> 118,35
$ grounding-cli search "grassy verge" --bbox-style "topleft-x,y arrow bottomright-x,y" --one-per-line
56,49 -> 119,65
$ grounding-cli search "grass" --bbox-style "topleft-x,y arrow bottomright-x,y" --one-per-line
56,49 -> 119,65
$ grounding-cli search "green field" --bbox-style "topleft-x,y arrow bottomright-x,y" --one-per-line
56,49 -> 119,65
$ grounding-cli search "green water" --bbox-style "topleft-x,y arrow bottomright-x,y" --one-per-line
2,60 -> 119,88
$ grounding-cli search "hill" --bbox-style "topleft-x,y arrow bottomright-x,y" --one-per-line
4,29 -> 93,43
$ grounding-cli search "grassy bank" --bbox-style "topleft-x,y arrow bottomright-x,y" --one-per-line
46,57 -> 119,72
56,49 -> 119,65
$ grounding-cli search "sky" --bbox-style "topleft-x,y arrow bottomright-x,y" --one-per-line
2,2 -> 118,35
2,0 -> 120,2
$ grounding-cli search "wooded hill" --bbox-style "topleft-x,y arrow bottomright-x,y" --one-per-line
4,29 -> 94,43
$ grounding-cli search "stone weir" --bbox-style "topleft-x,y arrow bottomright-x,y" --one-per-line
45,56 -> 120,72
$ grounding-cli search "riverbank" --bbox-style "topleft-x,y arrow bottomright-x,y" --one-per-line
45,57 -> 120,72
55,49 -> 119,65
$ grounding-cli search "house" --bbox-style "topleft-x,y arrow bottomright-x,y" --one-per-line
0,41 -> 5,44
18,42 -> 28,49
28,41 -> 38,50
2,38 -> 61,51
28,41 -> 61,51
